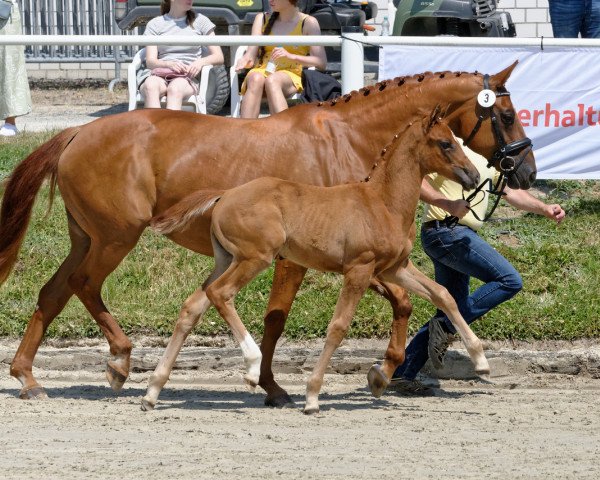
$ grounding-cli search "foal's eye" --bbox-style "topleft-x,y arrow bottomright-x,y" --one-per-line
439,140 -> 453,150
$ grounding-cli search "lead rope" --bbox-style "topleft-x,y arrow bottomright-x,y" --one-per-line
444,173 -> 507,228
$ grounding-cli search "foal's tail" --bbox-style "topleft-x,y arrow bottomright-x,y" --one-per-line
151,189 -> 224,235
0,127 -> 81,286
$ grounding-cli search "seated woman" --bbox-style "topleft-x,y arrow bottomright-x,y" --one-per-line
235,0 -> 327,118
140,0 -> 224,110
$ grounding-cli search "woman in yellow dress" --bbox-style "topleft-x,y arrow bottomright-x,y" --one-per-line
235,0 -> 327,118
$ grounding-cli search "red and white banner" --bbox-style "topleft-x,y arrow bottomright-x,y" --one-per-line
380,45 -> 600,179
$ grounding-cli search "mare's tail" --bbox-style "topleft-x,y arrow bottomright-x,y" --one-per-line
0,127 -> 80,285
151,189 -> 224,235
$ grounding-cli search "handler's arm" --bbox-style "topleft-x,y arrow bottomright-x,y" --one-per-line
504,187 -> 566,224
419,178 -> 471,218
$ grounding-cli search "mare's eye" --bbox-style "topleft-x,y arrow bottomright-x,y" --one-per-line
439,140 -> 453,150
501,112 -> 515,126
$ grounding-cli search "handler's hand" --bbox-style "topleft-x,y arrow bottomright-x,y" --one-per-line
446,199 -> 471,218
545,204 -> 566,224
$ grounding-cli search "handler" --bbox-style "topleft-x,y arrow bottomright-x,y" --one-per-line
389,146 -> 566,396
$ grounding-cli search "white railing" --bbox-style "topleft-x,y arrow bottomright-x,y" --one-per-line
2,34 -> 600,94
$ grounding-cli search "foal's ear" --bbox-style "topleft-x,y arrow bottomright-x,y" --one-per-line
491,60 -> 518,87
425,104 -> 442,132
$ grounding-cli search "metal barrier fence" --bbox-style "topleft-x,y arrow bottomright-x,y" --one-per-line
21,0 -> 138,61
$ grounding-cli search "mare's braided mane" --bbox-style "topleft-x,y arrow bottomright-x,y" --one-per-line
315,70 -> 482,108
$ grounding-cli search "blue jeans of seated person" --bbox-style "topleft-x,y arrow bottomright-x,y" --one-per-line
549,0 -> 600,38
393,224 -> 523,381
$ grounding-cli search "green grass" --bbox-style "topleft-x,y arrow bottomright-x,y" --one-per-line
1,133 -> 599,340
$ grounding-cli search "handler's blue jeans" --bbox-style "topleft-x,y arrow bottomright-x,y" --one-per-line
393,224 -> 523,381
549,0 -> 600,38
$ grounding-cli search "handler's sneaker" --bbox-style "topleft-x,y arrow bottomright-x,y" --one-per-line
428,317 -> 455,370
0,123 -> 18,136
388,378 -> 435,397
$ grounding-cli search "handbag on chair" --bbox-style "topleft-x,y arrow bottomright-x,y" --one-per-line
150,67 -> 193,82
0,0 -> 13,30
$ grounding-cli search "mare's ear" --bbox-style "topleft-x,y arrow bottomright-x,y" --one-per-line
491,60 -> 518,87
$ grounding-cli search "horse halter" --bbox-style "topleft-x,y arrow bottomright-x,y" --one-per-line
462,74 -> 532,176
443,74 -> 534,228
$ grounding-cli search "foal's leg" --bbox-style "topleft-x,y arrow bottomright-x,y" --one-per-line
68,233 -> 144,391
141,257 -> 231,411
260,259 -> 308,408
304,263 -> 374,414
382,260 -> 489,375
206,257 -> 272,389
141,287 -> 211,411
366,280 -> 412,398
10,214 -> 90,399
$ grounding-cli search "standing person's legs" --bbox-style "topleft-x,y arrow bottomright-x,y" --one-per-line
0,5 -> 31,136
549,0 -> 585,37
581,0 -> 600,38
0,116 -> 18,136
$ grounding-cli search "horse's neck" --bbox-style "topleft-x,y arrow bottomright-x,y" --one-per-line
329,74 -> 477,146
367,133 -> 423,224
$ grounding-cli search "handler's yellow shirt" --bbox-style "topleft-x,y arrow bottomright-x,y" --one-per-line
422,146 -> 500,232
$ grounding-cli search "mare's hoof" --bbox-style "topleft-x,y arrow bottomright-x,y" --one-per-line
367,364 -> 390,399
106,362 -> 128,392
140,397 -> 155,412
264,392 -> 296,409
475,366 -> 491,376
19,385 -> 48,400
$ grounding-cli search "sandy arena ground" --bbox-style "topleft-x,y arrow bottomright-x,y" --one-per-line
0,342 -> 599,480
3,89 -> 599,479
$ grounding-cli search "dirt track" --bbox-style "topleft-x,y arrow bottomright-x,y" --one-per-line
5,90 -> 600,478
1,344 -> 599,480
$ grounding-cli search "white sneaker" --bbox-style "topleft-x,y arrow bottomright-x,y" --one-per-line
0,123 -> 19,136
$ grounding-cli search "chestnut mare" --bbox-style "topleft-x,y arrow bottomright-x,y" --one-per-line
145,111 -> 485,413
0,62 -> 535,403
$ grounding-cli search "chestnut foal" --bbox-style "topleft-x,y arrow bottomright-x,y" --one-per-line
144,110 -> 485,413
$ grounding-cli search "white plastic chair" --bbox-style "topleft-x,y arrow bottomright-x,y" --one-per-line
229,46 -> 305,118
128,48 -> 213,114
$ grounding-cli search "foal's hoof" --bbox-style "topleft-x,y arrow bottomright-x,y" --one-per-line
140,397 -> 156,412
264,392 -> 296,409
244,375 -> 259,393
303,405 -> 320,415
19,385 -> 48,400
367,364 -> 390,399
106,361 -> 128,392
